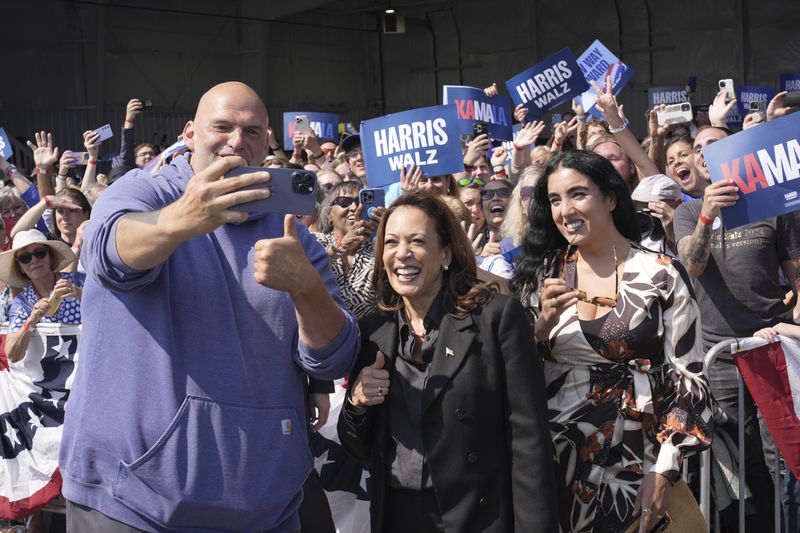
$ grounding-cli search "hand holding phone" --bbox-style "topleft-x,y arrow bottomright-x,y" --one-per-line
656,102 -> 693,126
228,167 -> 317,216
359,188 -> 385,221
718,79 -> 735,102
295,115 -> 312,135
472,122 -> 488,140
93,124 -> 114,142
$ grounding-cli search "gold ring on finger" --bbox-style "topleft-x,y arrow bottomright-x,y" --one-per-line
642,508 -> 652,515
550,298 -> 560,308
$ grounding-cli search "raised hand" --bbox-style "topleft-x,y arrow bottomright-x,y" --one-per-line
58,151 -> 78,176
253,214 -> 318,295
26,131 -> 60,170
464,134 -> 490,166
83,130 -> 101,160
491,147 -> 508,169
513,104 -> 529,125
400,164 -> 422,194
766,91 -> 798,122
709,90 -> 737,127
483,83 -> 499,97
590,74 -> 623,127
125,98 -> 143,127
514,120 -> 545,149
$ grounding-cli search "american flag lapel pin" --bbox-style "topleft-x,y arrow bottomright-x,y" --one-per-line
445,347 -> 455,358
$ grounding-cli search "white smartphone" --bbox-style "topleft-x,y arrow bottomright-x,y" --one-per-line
295,115 -> 311,135
656,102 -> 693,126
718,79 -> 735,102
93,124 -> 114,142
66,151 -> 90,166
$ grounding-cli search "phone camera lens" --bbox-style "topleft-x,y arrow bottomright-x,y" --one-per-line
681,104 -> 690,111
719,81 -> 725,88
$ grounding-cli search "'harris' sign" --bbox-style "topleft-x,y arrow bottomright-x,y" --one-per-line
704,112 -> 800,228
282,112 -> 340,151
505,48 -> 588,120
442,85 -> 513,141
648,86 -> 688,109
781,74 -> 800,93
360,105 -> 464,188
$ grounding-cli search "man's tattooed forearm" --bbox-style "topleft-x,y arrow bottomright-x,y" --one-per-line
688,224 -> 712,265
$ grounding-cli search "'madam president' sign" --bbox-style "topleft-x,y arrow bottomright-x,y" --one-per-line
360,105 -> 463,188
505,48 -> 588,120
704,112 -> 800,228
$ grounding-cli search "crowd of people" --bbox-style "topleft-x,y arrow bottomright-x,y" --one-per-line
0,74 -> 798,533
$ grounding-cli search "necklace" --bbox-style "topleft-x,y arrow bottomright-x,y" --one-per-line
569,244 -> 619,308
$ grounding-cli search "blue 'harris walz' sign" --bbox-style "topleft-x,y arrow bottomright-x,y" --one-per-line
647,86 -> 688,108
704,112 -> 800,229
282,112 -> 340,150
442,85 -> 513,141
737,85 -> 777,118
360,105 -> 464,188
781,74 -> 800,93
505,48 -> 588,121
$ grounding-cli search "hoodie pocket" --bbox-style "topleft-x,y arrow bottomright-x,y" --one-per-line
112,395 -> 311,532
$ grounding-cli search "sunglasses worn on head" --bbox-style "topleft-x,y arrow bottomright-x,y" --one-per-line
561,244 -> 619,308
16,247 -> 49,265
520,186 -> 535,200
481,188 -> 512,201
332,196 -> 359,209
458,176 -> 486,187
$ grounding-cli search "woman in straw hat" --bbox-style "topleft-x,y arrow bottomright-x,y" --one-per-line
1,229 -> 83,363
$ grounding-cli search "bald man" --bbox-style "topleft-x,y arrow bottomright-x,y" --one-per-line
59,82 -> 359,532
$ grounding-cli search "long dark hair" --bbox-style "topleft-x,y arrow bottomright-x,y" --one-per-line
52,188 -> 91,244
510,150 -> 640,300
374,192 -> 495,318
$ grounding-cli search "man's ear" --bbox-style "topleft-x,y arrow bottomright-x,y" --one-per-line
182,120 -> 195,151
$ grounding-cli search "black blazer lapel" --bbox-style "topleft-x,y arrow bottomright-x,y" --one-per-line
421,313 -> 476,414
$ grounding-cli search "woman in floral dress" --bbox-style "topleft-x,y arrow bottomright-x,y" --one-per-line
511,150 -> 719,533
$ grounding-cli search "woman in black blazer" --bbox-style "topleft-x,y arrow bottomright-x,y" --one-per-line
338,192 -> 557,533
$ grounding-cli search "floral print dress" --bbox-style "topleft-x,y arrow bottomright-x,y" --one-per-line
531,244 -> 719,533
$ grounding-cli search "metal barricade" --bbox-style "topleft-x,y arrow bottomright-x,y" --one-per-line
701,338 -> 784,533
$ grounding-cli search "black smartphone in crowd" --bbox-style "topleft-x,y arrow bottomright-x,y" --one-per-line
226,167 -> 317,216
472,122 -> 488,139
784,93 -> 800,107
141,99 -> 153,110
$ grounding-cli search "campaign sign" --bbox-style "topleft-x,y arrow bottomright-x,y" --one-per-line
704,112 -> 800,228
505,48 -> 588,120
442,85 -> 513,141
648,86 -> 688,109
0,128 -> 12,160
143,139 -> 188,174
781,74 -> 800,93
737,85 -> 777,117
360,105 -> 463,188
282,112 -> 340,151
576,40 -> 635,118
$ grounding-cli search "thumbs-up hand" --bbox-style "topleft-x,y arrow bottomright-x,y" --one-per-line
480,230 -> 501,257
348,351 -> 390,412
253,214 -> 317,294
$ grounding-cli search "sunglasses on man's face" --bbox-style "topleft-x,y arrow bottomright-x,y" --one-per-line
332,196 -> 359,209
458,176 -> 486,187
481,188 -> 512,201
16,247 -> 49,265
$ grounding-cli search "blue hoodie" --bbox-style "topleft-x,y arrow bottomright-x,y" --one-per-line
60,155 -> 359,532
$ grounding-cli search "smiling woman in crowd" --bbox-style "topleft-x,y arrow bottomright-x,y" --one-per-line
338,192 -> 556,533
511,150 -> 718,533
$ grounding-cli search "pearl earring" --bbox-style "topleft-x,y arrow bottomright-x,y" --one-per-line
442,264 -> 449,271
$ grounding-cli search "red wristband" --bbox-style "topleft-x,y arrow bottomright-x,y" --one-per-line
88,159 -> 98,165
124,119 -> 134,125
699,213 -> 714,226
35,166 -> 51,175
494,170 -> 508,178
513,143 -> 523,152
21,322 -> 30,332
44,196 -> 52,209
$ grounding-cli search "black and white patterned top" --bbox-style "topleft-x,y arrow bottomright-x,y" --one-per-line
314,232 -> 377,319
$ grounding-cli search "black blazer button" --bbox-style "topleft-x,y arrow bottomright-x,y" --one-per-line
455,408 -> 467,419
467,452 -> 478,463
479,496 -> 488,506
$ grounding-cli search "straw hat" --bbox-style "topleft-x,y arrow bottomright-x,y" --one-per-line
0,229 -> 75,288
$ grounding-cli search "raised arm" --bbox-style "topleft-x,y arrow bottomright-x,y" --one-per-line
81,130 -> 101,193
647,106 -> 669,173
675,180 -> 739,277
26,131 -> 61,197
591,75 -> 659,177
119,98 -> 142,168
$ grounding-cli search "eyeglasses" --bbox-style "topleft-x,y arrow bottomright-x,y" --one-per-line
480,188 -> 512,201
332,196 -> 359,209
458,176 -> 486,187
561,244 -> 619,308
16,247 -> 49,265
520,186 -> 535,200
346,149 -> 363,160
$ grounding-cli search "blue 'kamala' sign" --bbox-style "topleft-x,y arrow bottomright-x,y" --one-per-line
442,85 -> 513,141
704,112 -> 800,228
282,112 -> 340,151
360,105 -> 464,188
505,48 -> 588,121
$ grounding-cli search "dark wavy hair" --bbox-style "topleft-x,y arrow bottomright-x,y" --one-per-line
510,150 -> 640,299
52,187 -> 91,244
374,192 -> 496,318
